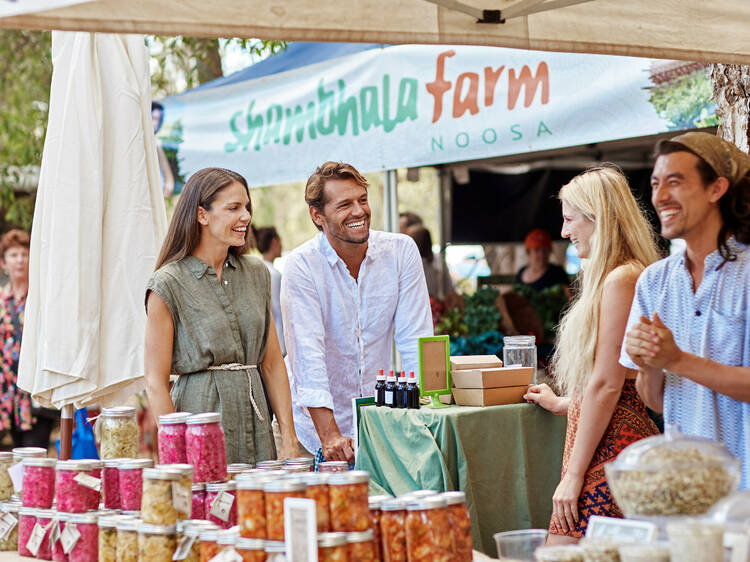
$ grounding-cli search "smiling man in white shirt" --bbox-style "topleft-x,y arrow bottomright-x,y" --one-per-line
280,161 -> 433,462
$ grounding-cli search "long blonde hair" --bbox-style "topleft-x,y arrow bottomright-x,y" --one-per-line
552,164 -> 660,396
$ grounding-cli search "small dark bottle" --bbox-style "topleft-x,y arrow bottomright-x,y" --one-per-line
384,370 -> 397,408
407,370 -> 420,409
396,370 -> 408,408
375,369 -> 386,406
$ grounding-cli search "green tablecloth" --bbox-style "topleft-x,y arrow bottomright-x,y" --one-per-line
355,403 -> 567,555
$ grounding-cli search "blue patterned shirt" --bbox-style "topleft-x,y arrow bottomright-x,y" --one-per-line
620,237 -> 750,489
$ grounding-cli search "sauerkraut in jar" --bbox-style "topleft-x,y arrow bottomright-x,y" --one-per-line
98,407 -> 138,459
0,452 -> 13,501
329,471 -> 369,532
264,479 -> 305,540
142,468 -> 181,525
98,515 -> 119,562
405,496 -> 453,562
0,501 -> 19,552
138,522 -> 177,562
157,412 -> 190,465
380,499 -> 406,562
185,413 -> 227,483
116,516 -> 139,562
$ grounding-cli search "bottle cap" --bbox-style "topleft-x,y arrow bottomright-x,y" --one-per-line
398,370 -> 407,381
387,370 -> 397,381
377,368 -> 385,380
409,371 -> 417,381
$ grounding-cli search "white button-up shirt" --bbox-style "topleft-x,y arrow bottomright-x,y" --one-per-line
280,230 -> 434,454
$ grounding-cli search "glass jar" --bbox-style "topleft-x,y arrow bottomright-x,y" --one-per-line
191,483 -> 206,520
35,508 -> 55,560
0,500 -> 19,551
284,457 -> 314,472
535,545 -> 584,561
347,529 -> 376,561
318,531 -> 349,562
204,481 -> 237,529
236,537 -> 266,562
302,472 -> 331,533
265,539 -> 286,561
117,458 -> 153,511
51,511 -> 68,562
618,543 -> 670,562
442,491 -> 472,561
138,522 -> 177,562
158,412 -> 190,464
12,447 -> 46,496
155,463 -> 194,520
216,529 -> 237,551
264,478 -> 305,540
198,527 -> 222,562
666,521 -> 725,562
101,459 -> 124,510
380,498 -> 406,562
98,514 -> 119,562
67,512 -> 99,562
185,413 -> 227,483
18,506 -> 37,556
318,461 -> 349,473
236,473 -> 269,539
116,516 -> 139,562
227,464 -> 252,479
0,452 -> 14,501
605,425 -> 741,518
142,468 -> 181,525
80,460 -> 103,510
405,495 -> 453,562
98,406 -> 138,459
255,460 -> 285,471
22,457 -> 56,508
55,460 -> 98,513
503,335 -> 537,383
368,495 -> 390,562
329,470 -> 369,532
177,524 -> 203,562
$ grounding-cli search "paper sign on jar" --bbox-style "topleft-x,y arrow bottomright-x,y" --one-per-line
172,482 -> 192,516
209,546 -> 243,562
60,523 -> 81,554
26,522 -> 46,557
8,462 -> 24,492
725,532 -> 750,562
47,519 -> 60,550
210,491 -> 235,522
586,515 -> 656,542
173,534 -> 196,561
0,511 -> 17,541
283,498 -> 317,562
74,472 -> 101,492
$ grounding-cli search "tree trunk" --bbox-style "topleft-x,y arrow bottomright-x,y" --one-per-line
711,64 -> 750,152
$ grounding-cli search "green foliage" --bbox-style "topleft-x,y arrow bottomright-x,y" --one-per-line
513,283 -> 568,338
648,69 -> 720,131
435,307 -> 468,338
450,331 -> 504,357
462,286 -> 501,335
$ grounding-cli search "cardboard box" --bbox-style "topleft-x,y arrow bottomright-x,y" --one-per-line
453,386 -> 528,407
449,355 -> 503,371
451,366 -> 533,389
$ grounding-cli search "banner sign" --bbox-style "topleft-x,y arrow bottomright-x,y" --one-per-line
161,45 -> 716,187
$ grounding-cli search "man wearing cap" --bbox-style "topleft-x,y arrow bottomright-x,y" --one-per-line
516,228 -> 570,293
622,132 -> 750,488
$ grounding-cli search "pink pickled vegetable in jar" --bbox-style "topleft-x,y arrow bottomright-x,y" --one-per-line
157,412 -> 190,464
191,483 -> 205,520
36,509 -> 54,560
68,512 -> 99,562
18,506 -> 37,557
52,512 -> 69,562
101,459 -> 122,510
55,461 -> 98,513
204,481 -> 237,529
117,458 -> 153,512
78,460 -> 103,510
185,413 -> 227,483
22,458 -> 56,508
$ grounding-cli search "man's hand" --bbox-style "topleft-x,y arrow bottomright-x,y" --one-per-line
625,314 -> 681,371
321,432 -> 355,463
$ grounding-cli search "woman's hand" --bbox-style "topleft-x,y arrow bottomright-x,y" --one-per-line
277,434 -> 302,460
550,472 -> 583,535
523,383 -> 568,415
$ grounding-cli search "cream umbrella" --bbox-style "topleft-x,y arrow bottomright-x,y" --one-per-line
17,31 -> 167,456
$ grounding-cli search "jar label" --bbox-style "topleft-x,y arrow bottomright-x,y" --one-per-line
60,523 -> 81,554
8,462 -> 24,493
208,546 -> 243,562
384,391 -> 394,406
26,522 -> 46,557
172,534 -> 195,561
172,481 -> 192,516
209,491 -> 235,522
47,519 -> 60,548
74,472 -> 102,492
0,511 -> 17,541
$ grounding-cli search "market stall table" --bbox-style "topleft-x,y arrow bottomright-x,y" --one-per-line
355,402 -> 567,555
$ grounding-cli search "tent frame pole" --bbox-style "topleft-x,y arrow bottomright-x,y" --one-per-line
59,404 -> 74,460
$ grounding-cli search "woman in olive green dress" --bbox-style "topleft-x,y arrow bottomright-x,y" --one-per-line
144,167 -> 299,464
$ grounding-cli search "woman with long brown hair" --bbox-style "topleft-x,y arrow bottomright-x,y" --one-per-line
144,167 -> 299,463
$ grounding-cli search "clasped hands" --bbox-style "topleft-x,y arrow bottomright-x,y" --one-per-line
624,313 -> 681,371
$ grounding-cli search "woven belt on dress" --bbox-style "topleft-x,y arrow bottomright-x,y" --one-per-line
177,363 -> 264,422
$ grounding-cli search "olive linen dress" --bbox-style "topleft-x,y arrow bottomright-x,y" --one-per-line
147,253 -> 276,465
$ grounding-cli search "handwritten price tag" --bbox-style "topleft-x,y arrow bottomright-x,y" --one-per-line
60,523 -> 81,554
8,462 -> 24,493
0,512 -> 18,542
74,472 -> 101,492
172,482 -> 192,516
173,534 -> 196,561
26,522 -> 46,557
209,491 -> 234,522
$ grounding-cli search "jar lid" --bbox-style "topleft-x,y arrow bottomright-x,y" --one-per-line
227,463 -> 252,473
56,460 -> 95,471
191,482 -> 206,492
265,540 -> 285,553
284,457 -> 314,466
186,412 -> 221,425
143,468 -> 180,481
158,412 -> 191,425
300,472 -> 330,486
346,529 -> 374,543
79,459 -> 103,469
138,522 -> 177,535
12,446 -> 47,459
120,510 -> 141,518
236,473 -> 276,490
236,537 -> 266,550
503,335 -> 536,345
281,465 -> 309,474
406,495 -> 446,511
0,501 -> 20,513
35,508 -> 55,519
116,517 -> 139,531
101,406 -> 136,417
22,457 -> 56,468
0,452 -> 12,460
117,458 -> 154,470
216,530 -> 237,545
441,491 -> 466,505
98,515 -> 120,528
155,464 -> 194,477
256,460 -> 285,469
18,506 -> 38,516
317,532 -> 348,547
102,458 -> 130,467
263,479 -> 306,493
379,499 -> 406,512
535,545 -> 584,559
69,513 -> 99,524
401,490 -> 438,499
206,481 -> 237,492
317,461 -> 349,472
54,512 -> 70,522
199,527 -> 224,542
328,470 -> 369,485
368,495 -> 392,510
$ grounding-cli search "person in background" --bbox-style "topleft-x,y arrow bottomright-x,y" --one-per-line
254,226 -> 285,356
151,101 -> 175,198
399,211 -> 423,234
144,167 -> 299,464
281,162 -> 433,463
0,230 -> 57,449
623,132 -> 750,490
407,224 -> 454,299
524,165 -> 660,542
516,228 -> 570,293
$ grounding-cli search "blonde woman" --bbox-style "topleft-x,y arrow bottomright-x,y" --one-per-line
524,164 -> 660,543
